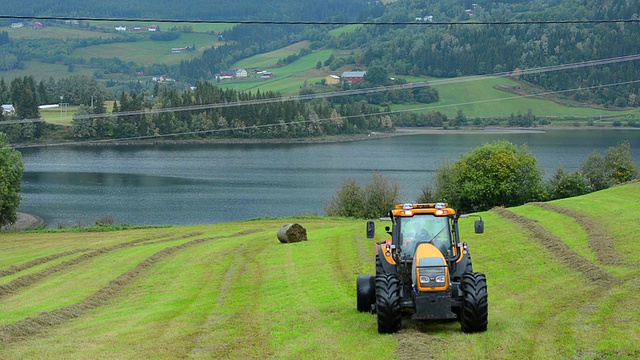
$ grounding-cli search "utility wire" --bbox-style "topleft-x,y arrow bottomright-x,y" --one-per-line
2,14 -> 640,26
7,53 -> 640,124
14,78 -> 640,148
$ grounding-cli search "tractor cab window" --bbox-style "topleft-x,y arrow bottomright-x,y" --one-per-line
399,215 -> 450,258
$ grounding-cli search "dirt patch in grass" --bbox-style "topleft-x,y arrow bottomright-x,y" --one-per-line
394,318 -> 450,360
491,207 -> 616,284
529,202 -> 627,267
0,229 -> 264,345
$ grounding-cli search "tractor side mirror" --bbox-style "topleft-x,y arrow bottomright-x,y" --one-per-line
474,219 -> 484,234
366,220 -> 375,238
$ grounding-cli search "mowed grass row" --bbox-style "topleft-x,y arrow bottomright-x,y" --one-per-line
0,218 -> 397,358
1,183 -> 639,359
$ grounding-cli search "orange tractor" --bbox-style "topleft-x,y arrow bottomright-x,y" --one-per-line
356,203 -> 488,333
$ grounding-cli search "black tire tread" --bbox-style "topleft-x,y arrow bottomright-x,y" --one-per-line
375,273 -> 402,333
460,272 -> 488,333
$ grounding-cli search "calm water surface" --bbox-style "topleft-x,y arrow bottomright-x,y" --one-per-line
17,129 -> 640,226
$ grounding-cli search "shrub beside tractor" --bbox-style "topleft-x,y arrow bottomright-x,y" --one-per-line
356,203 -> 488,333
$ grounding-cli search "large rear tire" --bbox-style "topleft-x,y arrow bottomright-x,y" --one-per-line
356,275 -> 375,312
375,273 -> 402,333
460,272 -> 488,333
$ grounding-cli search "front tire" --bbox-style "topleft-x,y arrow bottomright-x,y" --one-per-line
356,275 -> 375,312
375,273 -> 402,333
460,272 -> 488,333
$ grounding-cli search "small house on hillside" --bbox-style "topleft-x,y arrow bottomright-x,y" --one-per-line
10,23 -> 23,28
115,25 -> 127,31
148,25 -> 158,32
33,22 -> 44,29
236,69 -> 248,77
260,72 -> 273,79
216,71 -> 236,80
2,104 -> 16,115
341,71 -> 366,84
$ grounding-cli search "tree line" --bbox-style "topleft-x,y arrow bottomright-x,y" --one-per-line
326,141 -> 639,218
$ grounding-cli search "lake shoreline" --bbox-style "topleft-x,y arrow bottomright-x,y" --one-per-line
14,126 -> 637,148
1,212 -> 44,231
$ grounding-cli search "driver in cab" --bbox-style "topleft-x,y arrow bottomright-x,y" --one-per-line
401,216 -> 448,258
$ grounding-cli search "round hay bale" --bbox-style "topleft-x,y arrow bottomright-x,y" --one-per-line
277,223 -> 308,243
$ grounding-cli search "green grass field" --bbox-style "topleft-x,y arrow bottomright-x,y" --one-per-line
391,76 -> 639,119
231,41 -> 314,70
70,33 -> 219,66
1,182 -> 639,359
327,24 -> 363,37
219,48 -> 334,93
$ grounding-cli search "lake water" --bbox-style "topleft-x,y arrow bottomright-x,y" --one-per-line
16,129 -> 640,226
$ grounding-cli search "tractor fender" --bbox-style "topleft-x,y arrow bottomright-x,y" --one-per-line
376,241 -> 397,275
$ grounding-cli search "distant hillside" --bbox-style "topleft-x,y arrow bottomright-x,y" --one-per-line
0,0 -> 381,22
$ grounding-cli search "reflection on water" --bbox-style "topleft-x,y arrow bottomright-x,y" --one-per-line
17,130 -> 640,226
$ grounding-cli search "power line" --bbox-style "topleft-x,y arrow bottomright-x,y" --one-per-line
2,14 -> 640,26
7,53 -> 640,124
14,78 -> 640,149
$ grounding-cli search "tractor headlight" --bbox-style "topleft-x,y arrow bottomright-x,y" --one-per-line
418,269 -> 446,287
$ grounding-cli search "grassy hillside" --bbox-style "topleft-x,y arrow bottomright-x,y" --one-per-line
1,182 -> 639,359
70,33 -> 220,66
392,76 -> 639,120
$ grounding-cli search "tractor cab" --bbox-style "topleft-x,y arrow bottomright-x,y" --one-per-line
393,204 -> 454,259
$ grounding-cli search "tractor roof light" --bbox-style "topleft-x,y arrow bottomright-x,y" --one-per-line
435,202 -> 446,209
403,204 -> 413,210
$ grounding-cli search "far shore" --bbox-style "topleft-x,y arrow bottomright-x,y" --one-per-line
13,125 -> 638,149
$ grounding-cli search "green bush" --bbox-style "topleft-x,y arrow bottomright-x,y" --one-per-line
547,167 -> 591,200
325,173 -> 400,219
580,141 -> 638,190
0,133 -> 25,227
431,141 -> 546,212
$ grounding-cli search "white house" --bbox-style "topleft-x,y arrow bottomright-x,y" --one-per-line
2,104 -> 16,115
10,23 -> 23,28
236,68 -> 248,77
115,25 -> 127,31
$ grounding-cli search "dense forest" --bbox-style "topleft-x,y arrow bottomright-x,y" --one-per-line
0,0 -> 380,22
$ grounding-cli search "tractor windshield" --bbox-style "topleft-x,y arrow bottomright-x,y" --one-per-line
399,215 -> 450,258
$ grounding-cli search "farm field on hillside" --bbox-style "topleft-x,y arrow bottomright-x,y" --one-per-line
71,33 -> 220,66
5,26 -> 108,40
1,182 -> 639,359
391,76 -> 639,119
231,41 -> 313,70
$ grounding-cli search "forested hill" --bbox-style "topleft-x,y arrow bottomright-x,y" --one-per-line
0,0 -> 381,22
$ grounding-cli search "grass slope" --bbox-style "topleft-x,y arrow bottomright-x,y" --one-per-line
392,76 -> 639,119
1,182 -> 639,359
70,33 -> 219,66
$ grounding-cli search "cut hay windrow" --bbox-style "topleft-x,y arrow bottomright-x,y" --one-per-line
0,248 -> 92,278
491,207 -> 616,284
529,202 -> 627,267
0,233 -> 202,299
0,228 -> 264,345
